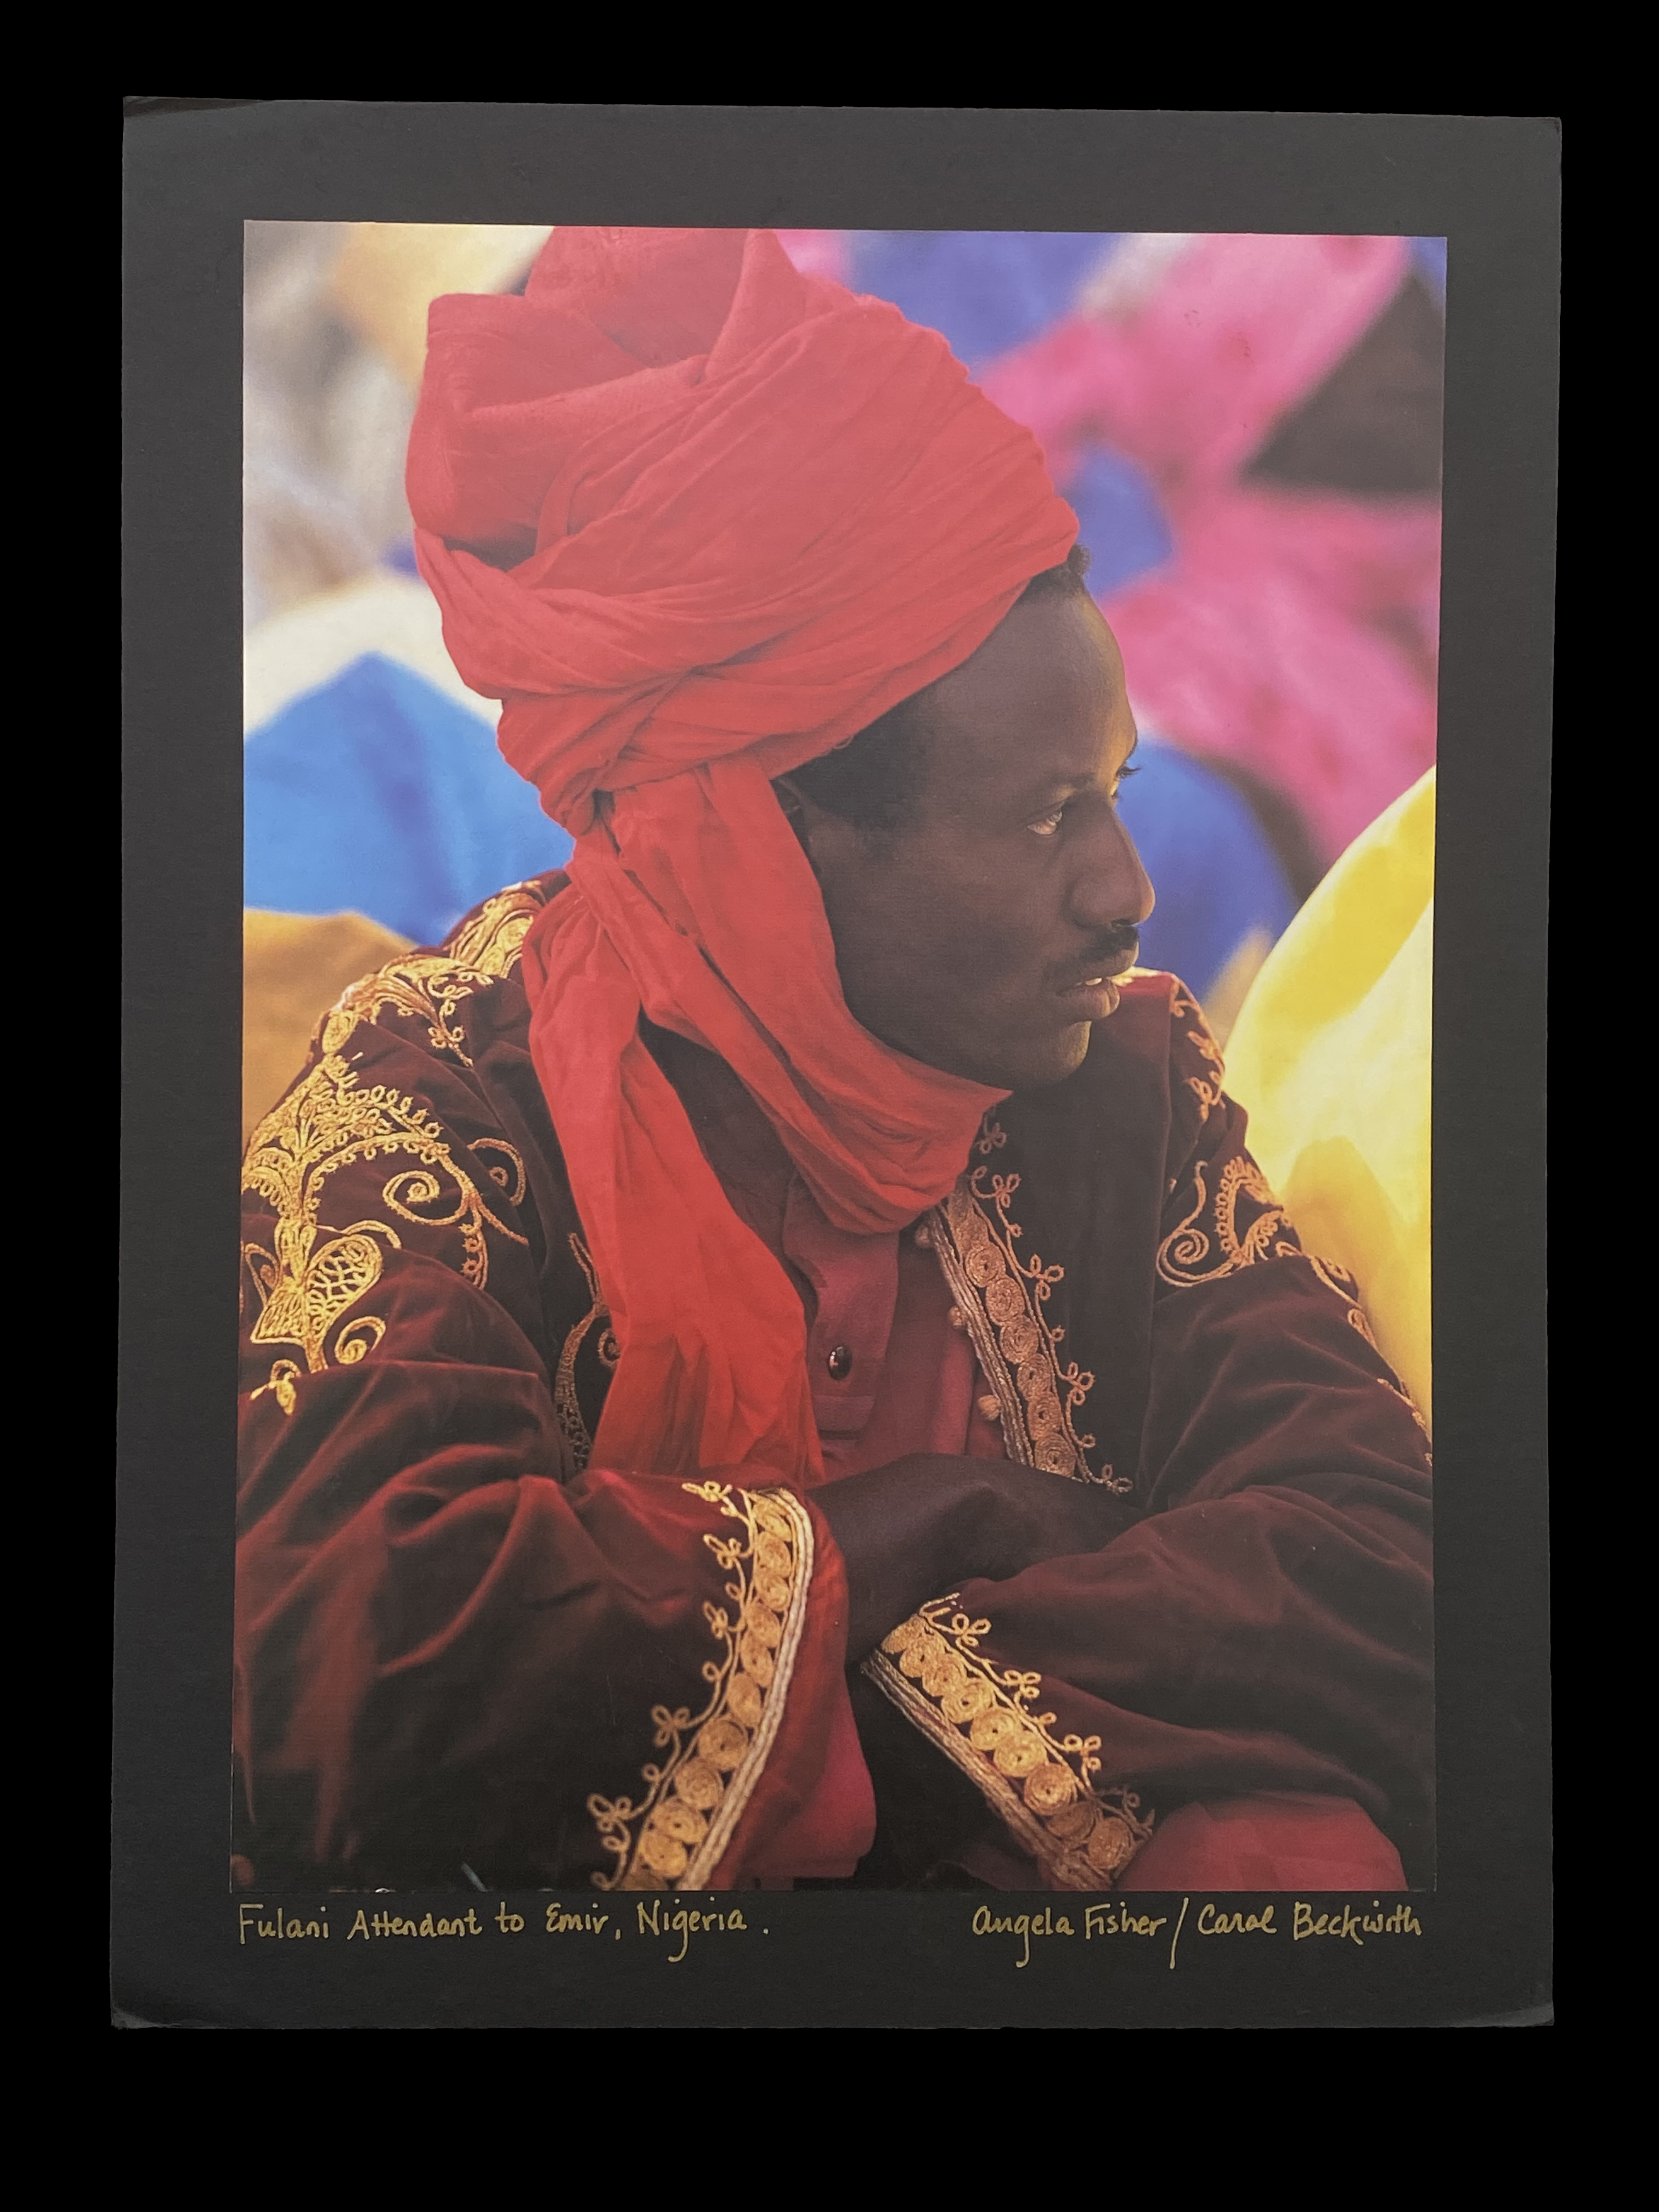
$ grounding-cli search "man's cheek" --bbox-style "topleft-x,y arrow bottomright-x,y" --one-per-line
929,910 -> 1037,991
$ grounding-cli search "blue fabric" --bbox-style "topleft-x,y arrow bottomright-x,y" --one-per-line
244,653 -> 573,947
1064,446 -> 1175,597
1116,737 -> 1298,1003
244,663 -> 1293,1011
847,230 -> 1124,373
1409,237 -> 1448,301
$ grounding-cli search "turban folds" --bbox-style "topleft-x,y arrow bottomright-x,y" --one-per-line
407,227 -> 1077,1483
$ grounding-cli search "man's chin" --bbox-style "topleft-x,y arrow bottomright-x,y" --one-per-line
998,1020 -> 1096,1093
882,1015 -> 1096,1093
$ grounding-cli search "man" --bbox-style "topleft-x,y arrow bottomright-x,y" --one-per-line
236,227 -> 1432,1896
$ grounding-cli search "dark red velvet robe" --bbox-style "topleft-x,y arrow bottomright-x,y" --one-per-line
235,874 -> 1434,1893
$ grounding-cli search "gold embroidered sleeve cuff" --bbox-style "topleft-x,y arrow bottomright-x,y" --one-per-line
863,1598 -> 1153,1891
586,1483 -> 815,1892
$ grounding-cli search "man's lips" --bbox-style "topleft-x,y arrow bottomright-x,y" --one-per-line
1052,951 -> 1138,995
1051,951 -> 1137,1019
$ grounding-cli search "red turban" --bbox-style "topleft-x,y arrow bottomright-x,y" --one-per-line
408,227 -> 1077,1484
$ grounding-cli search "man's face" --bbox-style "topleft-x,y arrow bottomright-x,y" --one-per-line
784,591 -> 1154,1091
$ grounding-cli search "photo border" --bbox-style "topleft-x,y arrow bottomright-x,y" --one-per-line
119,103 -> 1555,2029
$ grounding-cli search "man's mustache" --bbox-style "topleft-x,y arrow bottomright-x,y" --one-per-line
1049,926 -> 1141,991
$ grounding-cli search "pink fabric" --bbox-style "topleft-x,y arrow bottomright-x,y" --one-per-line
1101,494 -> 1441,862
981,233 -> 1442,866
985,235 -> 1408,493
775,230 -> 854,285
1116,1791 -> 1407,1893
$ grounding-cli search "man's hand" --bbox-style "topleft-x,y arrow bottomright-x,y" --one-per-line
813,1455 -> 1137,1665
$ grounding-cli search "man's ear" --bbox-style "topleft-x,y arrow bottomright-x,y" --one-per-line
775,772 -> 882,885
773,774 -> 823,876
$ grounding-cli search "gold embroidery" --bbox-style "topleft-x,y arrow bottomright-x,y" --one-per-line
864,1599 -> 1153,1891
588,1484 -> 813,1892
317,878 -> 551,1066
1345,1299 -> 1380,1350
249,1359 -> 301,1417
1379,1373 -> 1432,1440
928,1125 -> 1121,1489
473,1137 -> 528,1205
1155,1154 -> 1302,1288
555,1234 -> 619,1472
1156,1169 -> 1427,1435
240,1051 -> 527,1391
1172,981 -> 1227,1122
1324,1270 -> 1430,1435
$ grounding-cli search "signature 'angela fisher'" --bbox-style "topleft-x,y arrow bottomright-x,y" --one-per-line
971,1897 -> 1425,1969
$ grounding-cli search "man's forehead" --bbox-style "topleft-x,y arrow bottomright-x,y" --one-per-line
919,598 -> 1128,777
938,596 -> 1119,707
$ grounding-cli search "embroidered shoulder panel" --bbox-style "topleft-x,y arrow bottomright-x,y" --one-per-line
1155,1158 -> 1431,1441
586,1484 -> 813,1892
241,1049 -> 527,1413
864,1599 -> 1153,1891
926,1120 -> 1124,1489
1169,979 -> 1227,1126
318,877 -> 552,1069
1156,1153 -> 1304,1288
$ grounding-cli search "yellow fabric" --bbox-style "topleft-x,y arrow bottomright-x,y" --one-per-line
1222,770 -> 1434,1432
1199,925 -> 1274,1050
329,224 -> 555,386
243,910 -> 414,1150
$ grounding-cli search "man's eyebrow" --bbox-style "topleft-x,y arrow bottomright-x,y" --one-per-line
1012,739 -> 1140,811
1010,771 -> 1091,811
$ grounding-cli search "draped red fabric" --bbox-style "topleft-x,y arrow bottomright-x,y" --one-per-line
407,228 -> 1077,1485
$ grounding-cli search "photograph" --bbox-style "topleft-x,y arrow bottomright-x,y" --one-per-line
234,218 -> 1443,1903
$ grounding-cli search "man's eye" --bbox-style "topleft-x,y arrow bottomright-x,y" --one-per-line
1029,808 -> 1065,837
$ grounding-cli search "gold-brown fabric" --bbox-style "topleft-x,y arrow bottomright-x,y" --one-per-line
242,910 -> 414,1149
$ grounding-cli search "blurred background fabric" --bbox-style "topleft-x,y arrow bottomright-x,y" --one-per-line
244,223 -> 1443,1153
1224,768 -> 1435,1431
242,907 -> 413,1150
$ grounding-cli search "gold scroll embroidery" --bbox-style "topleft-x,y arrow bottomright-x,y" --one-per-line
249,1360 -> 301,1417
928,1124 -> 1121,1489
1379,1373 -> 1432,1441
587,1484 -> 813,1892
554,1234 -> 620,1473
318,878 -> 551,1067
240,1051 -> 527,1408
1155,1154 -> 1302,1288
1155,1166 -> 1430,1436
1172,980 -> 1227,1123
1337,1282 -> 1430,1440
863,1599 -> 1153,1891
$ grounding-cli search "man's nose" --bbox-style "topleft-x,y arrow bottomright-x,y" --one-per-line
1068,811 -> 1155,932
